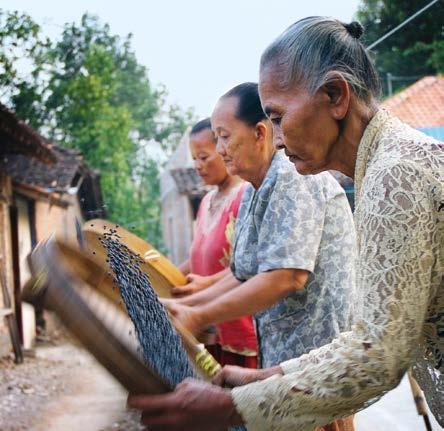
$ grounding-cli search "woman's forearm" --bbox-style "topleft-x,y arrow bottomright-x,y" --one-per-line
207,267 -> 231,284
196,269 -> 307,327
171,267 -> 232,297
180,271 -> 241,306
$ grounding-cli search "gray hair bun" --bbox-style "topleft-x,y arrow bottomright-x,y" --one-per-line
344,21 -> 364,40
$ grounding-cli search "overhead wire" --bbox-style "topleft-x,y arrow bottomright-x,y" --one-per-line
367,0 -> 441,50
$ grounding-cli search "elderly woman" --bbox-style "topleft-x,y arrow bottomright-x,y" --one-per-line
129,17 -> 443,431
130,81 -> 357,429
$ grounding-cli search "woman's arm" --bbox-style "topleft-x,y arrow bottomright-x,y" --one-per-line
177,269 -> 240,306
166,268 -> 308,336
198,268 -> 307,326
171,267 -> 231,297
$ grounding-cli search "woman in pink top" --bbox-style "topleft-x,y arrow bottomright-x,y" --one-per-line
176,118 -> 257,368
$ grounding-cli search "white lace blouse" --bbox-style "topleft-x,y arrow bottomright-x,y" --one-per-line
231,109 -> 444,430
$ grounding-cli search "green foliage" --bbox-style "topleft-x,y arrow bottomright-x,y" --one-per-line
0,9 -> 41,88
0,9 -> 49,128
0,10 -> 194,248
356,0 -> 444,96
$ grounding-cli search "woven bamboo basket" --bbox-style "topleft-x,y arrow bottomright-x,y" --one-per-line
82,219 -> 187,302
23,237 -> 171,394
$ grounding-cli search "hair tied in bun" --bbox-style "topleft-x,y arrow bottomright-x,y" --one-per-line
344,21 -> 364,40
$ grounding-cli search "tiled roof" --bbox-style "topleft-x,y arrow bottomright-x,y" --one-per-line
382,76 -> 444,128
3,146 -> 83,191
0,103 -> 56,164
2,145 -> 106,220
0,103 -> 106,219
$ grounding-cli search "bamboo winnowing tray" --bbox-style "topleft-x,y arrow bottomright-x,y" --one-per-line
82,219 -> 187,301
23,238 -> 171,394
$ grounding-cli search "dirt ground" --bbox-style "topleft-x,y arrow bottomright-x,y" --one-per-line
0,323 -> 144,431
2,319 -> 440,431
0,350 -> 70,431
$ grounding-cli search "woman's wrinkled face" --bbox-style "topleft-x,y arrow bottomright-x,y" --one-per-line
259,66 -> 340,175
211,96 -> 258,179
189,129 -> 228,186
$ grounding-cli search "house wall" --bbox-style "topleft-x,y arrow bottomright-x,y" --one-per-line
160,131 -> 196,265
0,189 -> 85,356
35,194 -> 82,244
161,187 -> 194,265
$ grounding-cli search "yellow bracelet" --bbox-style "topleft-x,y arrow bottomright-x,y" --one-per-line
195,349 -> 222,377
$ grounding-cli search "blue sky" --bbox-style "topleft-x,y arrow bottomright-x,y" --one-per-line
3,0 -> 361,117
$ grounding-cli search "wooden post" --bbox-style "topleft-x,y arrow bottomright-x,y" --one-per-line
0,271 -> 23,363
0,171 -> 23,362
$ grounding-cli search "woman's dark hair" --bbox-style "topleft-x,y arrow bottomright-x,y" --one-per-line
260,16 -> 380,102
221,82 -> 267,126
190,117 -> 213,135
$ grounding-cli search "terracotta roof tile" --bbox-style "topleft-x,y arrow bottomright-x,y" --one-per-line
381,76 -> 444,128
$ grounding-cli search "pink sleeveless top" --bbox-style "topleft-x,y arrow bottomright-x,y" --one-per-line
189,183 -> 257,356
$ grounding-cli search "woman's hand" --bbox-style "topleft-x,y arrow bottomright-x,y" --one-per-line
171,273 -> 214,297
163,300 -> 205,337
212,365 -> 283,388
127,378 -> 243,431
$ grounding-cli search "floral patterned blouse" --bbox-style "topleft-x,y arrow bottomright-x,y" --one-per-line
231,151 -> 356,367
231,110 -> 444,430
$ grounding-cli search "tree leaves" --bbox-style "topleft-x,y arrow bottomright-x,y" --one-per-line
0,10 -> 195,248
356,0 -> 444,95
